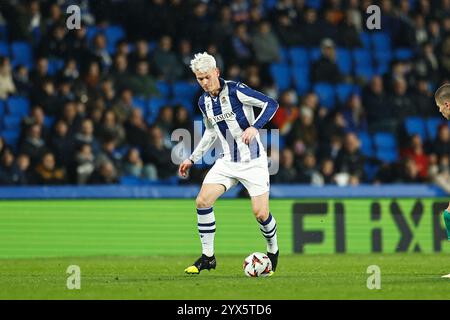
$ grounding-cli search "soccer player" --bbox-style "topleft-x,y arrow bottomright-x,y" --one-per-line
434,83 -> 450,245
179,52 -> 279,275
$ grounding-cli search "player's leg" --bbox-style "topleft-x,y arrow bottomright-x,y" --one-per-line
250,192 -> 279,273
185,183 -> 225,274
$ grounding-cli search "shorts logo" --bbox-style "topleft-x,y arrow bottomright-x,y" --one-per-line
208,111 -> 236,125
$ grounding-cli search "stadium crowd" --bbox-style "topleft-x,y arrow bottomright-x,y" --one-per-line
0,0 -> 449,191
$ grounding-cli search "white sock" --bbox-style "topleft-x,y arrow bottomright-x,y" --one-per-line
197,207 -> 215,257
258,213 -> 278,254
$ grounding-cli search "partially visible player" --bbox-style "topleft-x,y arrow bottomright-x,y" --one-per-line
179,52 -> 279,275
434,83 -> 450,244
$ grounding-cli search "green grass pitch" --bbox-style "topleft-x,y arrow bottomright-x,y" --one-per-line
0,199 -> 450,299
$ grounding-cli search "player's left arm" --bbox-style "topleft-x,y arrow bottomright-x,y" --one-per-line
236,83 -> 279,144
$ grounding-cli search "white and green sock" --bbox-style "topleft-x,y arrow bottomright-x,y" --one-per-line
258,213 -> 278,254
197,207 -> 216,257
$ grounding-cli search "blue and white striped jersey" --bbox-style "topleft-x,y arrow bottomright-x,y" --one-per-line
189,78 -> 278,163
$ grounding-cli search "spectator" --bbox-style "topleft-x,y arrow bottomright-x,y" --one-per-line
251,20 -> 280,65
111,88 -> 135,124
310,38 -> 342,84
122,147 -> 158,180
30,56 -> 50,86
95,137 -> 122,175
271,90 -> 299,136
124,108 -> 148,149
414,42 -> 439,85
15,153 -> 32,185
74,118 -> 100,153
128,60 -> 159,98
319,158 -> 336,185
72,143 -> 95,185
142,125 -> 177,180
97,110 -> 126,147
151,35 -> 184,81
388,77 -> 416,121
398,156 -> 423,183
91,33 -> 112,70
19,123 -> 47,167
337,9 -> 362,48
432,124 -> 450,158
33,151 -> 67,185
231,23 -> 254,65
129,39 -> 151,71
13,65 -> 32,96
335,132 -> 365,183
0,149 -> 19,185
110,54 -> 130,93
49,119 -> 74,167
297,151 -> 323,185
300,8 -> 322,46
401,134 -> 429,179
272,148 -> 298,184
88,160 -> 119,184
154,105 -> 175,149
274,13 -> 303,47
414,78 -> 439,118
287,107 -> 318,153
342,94 -> 368,133
0,56 -> 16,99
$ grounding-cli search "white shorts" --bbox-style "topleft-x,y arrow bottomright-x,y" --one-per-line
203,157 -> 270,197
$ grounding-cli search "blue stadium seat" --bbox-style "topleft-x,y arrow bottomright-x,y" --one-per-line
364,163 -> 379,182
374,50 -> 393,66
0,129 -> 20,151
47,58 -> 64,76
306,0 -> 322,9
0,41 -> 9,57
3,114 -> 22,130
0,100 -> 5,117
173,81 -> 199,100
375,149 -> 398,163
352,48 -> 372,67
156,81 -> 171,98
269,63 -> 291,91
394,48 -> 414,60
289,46 -> 310,67
426,117 -> 445,141
170,97 -> 195,115
132,97 -> 147,117
359,32 -> 371,49
375,62 -> 390,75
7,96 -> 30,116
335,83 -> 355,104
279,47 -> 289,64
10,41 -> 33,68
404,116 -> 427,141
309,47 -> 321,62
313,83 -> 335,109
374,132 -> 397,149
354,65 -> 375,80
371,32 -> 391,52
147,98 -> 169,124
86,26 -> 99,43
105,25 -> 126,54
44,116 -> 55,129
336,48 -> 352,75
291,66 -> 310,95
358,131 -> 374,157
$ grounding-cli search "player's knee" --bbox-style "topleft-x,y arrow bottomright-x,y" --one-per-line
196,195 -> 213,209
253,207 -> 269,222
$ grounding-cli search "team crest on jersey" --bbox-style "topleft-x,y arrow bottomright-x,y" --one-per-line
221,96 -> 227,104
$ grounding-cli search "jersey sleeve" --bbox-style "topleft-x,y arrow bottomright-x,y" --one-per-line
188,106 -> 218,164
235,82 -> 279,129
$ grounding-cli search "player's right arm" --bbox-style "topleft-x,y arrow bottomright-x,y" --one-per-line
179,116 -> 218,177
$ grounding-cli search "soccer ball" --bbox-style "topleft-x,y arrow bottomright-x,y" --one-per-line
243,252 -> 272,277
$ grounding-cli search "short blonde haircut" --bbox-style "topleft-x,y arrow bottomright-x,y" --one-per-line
190,52 -> 216,73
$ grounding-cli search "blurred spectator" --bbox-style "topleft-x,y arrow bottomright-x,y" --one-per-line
13,65 -> 32,96
206,43 -> 224,73
37,23 -> 67,59
311,38 -> 342,84
22,105 -> 49,141
319,158 -> 336,185
429,154 -> 450,194
128,60 -> 159,98
414,78 -> 439,117
0,57 -> 16,99
334,132 -> 365,183
389,77 -> 416,121
95,137 -> 122,175
74,118 -> 100,153
271,90 -> 299,135
300,8 -> 322,46
337,9 -> 362,48
173,105 -> 193,133
0,149 -> 19,185
97,110 -> 126,147
414,42 -> 439,85
33,151 -> 67,185
401,134 -> 429,179
129,39 -> 151,71
274,13 -> 302,47
231,23 -> 254,65
287,107 -> 318,153
399,156 -> 423,183
177,39 -> 195,79
251,20 -> 280,65
19,123 -> 47,166
363,76 -> 396,133
88,160 -> 119,184
15,153 -> 32,185
342,94 -> 368,133
110,54 -> 130,93
124,108 -> 148,149
210,6 -> 234,54
142,125 -> 177,179
73,143 -> 95,185
154,105 -> 175,149
122,147 -> 158,180
60,101 -> 82,136
272,148 -> 298,184
49,119 -> 75,167
30,56 -> 50,86
111,88 -> 135,124
297,151 -> 323,185
432,124 -> 450,158
91,33 -> 112,69
151,35 -> 184,81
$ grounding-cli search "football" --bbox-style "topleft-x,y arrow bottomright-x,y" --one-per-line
243,252 -> 272,277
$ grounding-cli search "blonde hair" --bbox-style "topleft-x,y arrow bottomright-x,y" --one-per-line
435,83 -> 450,105
190,52 -> 216,73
